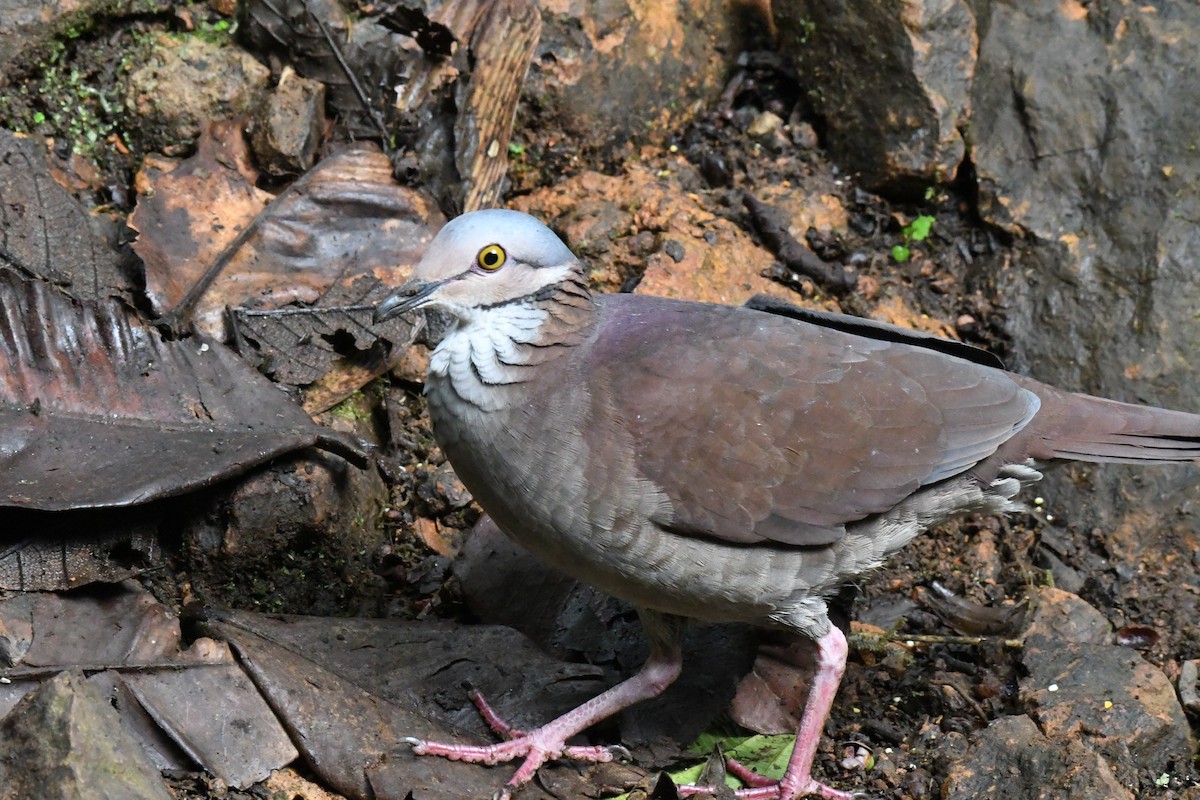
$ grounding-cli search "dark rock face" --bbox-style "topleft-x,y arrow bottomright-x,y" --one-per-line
776,0 -> 1200,540
774,0 -> 976,194
525,0 -> 759,157
972,2 -> 1200,539
942,714 -> 1135,800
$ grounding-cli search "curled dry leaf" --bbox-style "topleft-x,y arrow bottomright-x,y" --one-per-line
0,267 -> 367,511
132,127 -> 437,410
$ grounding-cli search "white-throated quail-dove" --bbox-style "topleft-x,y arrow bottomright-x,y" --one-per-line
374,208 -> 1200,800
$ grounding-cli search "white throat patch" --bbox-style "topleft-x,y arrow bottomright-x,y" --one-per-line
429,302 -> 550,411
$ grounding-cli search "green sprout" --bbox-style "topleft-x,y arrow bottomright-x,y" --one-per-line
891,214 -> 936,263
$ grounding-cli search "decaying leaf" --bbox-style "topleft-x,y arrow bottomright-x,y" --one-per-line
1,583 -> 620,800
228,274 -> 423,414
132,128 -> 435,410
0,585 -> 298,789
0,267 -> 367,511
0,508 -> 160,591
131,129 -> 438,338
195,606 -> 610,800
0,129 -> 133,301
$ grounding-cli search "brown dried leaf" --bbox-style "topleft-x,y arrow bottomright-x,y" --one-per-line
131,131 -> 438,340
228,273 -> 423,412
0,129 -> 133,301
0,586 -> 298,788
0,267 -> 367,511
195,607 -> 607,800
0,509 -> 159,591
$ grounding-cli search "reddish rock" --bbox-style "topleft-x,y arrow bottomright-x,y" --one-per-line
526,0 -> 765,156
942,714 -> 1134,800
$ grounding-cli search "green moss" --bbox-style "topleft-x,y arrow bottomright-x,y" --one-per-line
330,391 -> 374,423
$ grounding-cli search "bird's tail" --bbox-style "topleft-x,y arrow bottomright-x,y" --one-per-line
1012,376 -> 1200,465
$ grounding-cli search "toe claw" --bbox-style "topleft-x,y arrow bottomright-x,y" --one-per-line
401,736 -> 425,748
609,744 -> 632,761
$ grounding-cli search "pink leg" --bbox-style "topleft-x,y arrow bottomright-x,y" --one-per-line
679,627 -> 855,800
405,639 -> 683,800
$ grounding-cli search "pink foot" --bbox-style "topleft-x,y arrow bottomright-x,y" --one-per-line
676,627 -> 859,800
403,691 -> 628,798
403,642 -> 682,799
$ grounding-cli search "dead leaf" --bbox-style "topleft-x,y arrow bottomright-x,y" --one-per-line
0,267 -> 368,511
228,273 -> 423,413
195,606 -> 609,800
131,131 -> 438,340
0,507 -> 160,591
0,129 -> 133,301
0,585 -> 298,789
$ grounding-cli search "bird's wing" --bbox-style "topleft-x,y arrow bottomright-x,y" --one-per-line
586,295 -> 1039,547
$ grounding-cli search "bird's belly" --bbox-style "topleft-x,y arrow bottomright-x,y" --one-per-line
427,378 -> 1027,637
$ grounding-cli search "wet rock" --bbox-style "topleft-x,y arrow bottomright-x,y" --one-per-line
975,2 -> 1200,558
1017,586 -> 1192,781
942,713 -> 1134,800
414,461 -> 472,517
774,0 -> 976,193
527,0 -> 762,156
1021,586 -> 1111,649
250,66 -> 326,176
181,450 -> 390,616
747,110 -> 782,139
1020,643 -> 1192,780
1180,660 -> 1200,715
0,669 -> 172,800
124,35 -> 270,148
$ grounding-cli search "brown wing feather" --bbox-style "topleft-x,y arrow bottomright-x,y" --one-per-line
586,295 -> 1038,548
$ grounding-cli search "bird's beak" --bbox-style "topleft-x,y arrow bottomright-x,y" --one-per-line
373,279 -> 441,323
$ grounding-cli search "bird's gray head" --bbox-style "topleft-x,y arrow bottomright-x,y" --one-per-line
373,209 -> 581,324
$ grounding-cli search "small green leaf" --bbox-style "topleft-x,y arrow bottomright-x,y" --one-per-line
904,214 -> 935,242
508,141 -> 525,157
32,111 -> 46,124
891,244 -> 911,262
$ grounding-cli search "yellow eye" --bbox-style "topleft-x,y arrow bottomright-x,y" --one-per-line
477,244 -> 506,271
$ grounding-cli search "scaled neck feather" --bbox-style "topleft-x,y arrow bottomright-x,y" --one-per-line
429,275 -> 595,411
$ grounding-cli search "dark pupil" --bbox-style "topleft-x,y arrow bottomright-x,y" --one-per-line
483,250 -> 498,266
